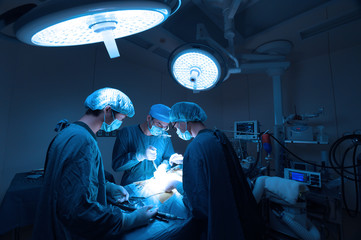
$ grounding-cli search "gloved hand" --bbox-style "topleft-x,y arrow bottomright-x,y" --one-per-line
169,153 -> 184,166
106,182 -> 129,203
121,206 -> 158,232
164,180 -> 183,194
145,146 -> 157,161
136,146 -> 157,162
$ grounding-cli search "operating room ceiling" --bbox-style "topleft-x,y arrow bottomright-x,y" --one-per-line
1,0 -> 361,70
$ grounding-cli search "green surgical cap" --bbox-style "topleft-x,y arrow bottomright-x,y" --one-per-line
84,87 -> 135,117
169,102 -> 207,122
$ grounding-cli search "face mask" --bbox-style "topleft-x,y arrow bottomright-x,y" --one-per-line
148,119 -> 166,136
176,128 -> 192,141
149,125 -> 164,136
101,111 -> 122,132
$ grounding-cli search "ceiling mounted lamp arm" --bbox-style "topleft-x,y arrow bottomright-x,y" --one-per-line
240,53 -> 287,62
195,0 -> 246,81
196,23 -> 240,81
227,0 -> 244,19
222,0 -> 244,56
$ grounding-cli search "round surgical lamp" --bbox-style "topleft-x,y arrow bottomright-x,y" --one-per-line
15,1 -> 180,58
168,43 -> 227,91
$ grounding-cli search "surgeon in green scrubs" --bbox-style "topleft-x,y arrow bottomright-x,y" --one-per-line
32,87 -> 157,240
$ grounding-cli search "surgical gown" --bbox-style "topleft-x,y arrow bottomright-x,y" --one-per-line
182,129 -> 264,240
32,122 -> 125,240
112,125 -> 174,185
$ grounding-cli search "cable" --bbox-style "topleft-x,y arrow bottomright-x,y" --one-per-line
339,145 -> 359,217
353,147 -> 359,213
329,134 -> 361,176
330,135 -> 360,217
270,132 -> 361,217
269,133 -> 361,171
269,133 -> 330,168
340,145 -> 358,217
352,146 -> 359,214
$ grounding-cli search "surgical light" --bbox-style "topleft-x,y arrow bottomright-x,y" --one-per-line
15,1 -> 179,58
168,43 -> 227,91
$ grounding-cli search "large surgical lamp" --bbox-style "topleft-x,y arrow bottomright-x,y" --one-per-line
168,43 -> 228,92
14,0 -> 181,58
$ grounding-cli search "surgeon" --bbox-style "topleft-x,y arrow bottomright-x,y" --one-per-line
32,87 -> 157,240
166,102 -> 265,240
112,104 -> 183,186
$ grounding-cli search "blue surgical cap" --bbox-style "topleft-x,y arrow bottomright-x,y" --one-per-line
149,104 -> 171,123
169,102 -> 207,122
84,87 -> 135,117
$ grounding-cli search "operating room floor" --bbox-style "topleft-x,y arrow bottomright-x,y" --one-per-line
0,210 -> 360,240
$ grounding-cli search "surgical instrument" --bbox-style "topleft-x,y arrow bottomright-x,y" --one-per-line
152,160 -> 158,170
114,202 -> 185,220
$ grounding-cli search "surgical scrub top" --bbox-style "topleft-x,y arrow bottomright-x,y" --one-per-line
32,122 -> 124,240
182,129 -> 264,240
112,125 -> 174,186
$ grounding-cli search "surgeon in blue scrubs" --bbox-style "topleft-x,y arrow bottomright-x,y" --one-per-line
112,104 -> 183,186
32,87 -> 157,240
166,102 -> 265,240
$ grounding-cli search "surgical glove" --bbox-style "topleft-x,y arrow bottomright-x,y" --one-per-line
145,146 -> 157,161
106,182 -> 129,203
135,146 -> 157,162
169,153 -> 184,166
135,152 -> 146,162
121,206 -> 158,232
165,180 -> 183,194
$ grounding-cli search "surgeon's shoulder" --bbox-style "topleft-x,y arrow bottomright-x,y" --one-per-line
60,124 -> 95,144
191,130 -> 218,150
194,129 -> 215,141
115,125 -> 135,138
